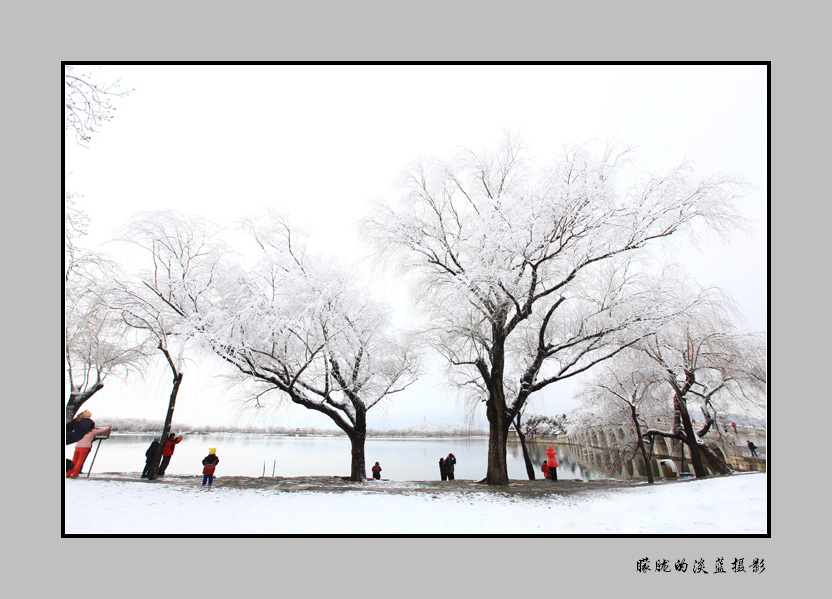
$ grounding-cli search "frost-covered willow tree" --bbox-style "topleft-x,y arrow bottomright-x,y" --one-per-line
575,352 -> 668,483
364,136 -> 747,485
110,211 -> 225,479
198,215 -> 419,482
633,284 -> 767,477
64,258 -> 150,423
64,199 -> 149,423
64,65 -> 141,421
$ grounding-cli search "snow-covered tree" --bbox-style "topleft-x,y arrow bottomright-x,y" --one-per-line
110,211 -> 225,478
576,277 -> 767,479
64,257 -> 150,423
65,64 -> 132,146
575,353 -> 666,483
523,413 -> 568,437
64,65 -> 141,421
364,135 -> 747,485
64,197 -> 149,423
198,215 -> 420,481
636,283 -> 767,477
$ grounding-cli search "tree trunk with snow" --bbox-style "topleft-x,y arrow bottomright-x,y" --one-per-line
65,383 -> 104,424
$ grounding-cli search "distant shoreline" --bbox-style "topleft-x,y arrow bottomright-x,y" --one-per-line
100,417 -> 493,438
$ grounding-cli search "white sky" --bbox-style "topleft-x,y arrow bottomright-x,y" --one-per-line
66,64 -> 768,430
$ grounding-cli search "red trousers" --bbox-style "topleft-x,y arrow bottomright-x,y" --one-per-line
66,446 -> 91,477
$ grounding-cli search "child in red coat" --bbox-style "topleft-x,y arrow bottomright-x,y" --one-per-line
202,448 -> 219,486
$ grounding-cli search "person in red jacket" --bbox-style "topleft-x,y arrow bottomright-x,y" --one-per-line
546,445 -> 558,482
66,420 -> 111,478
371,462 -> 382,480
157,432 -> 184,476
541,459 -> 549,479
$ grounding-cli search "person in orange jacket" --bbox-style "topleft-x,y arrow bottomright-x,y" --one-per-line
546,445 -> 558,481
157,432 -> 184,476
541,459 -> 549,479
371,461 -> 382,480
66,420 -> 112,478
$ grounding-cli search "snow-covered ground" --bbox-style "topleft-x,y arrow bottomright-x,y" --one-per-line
64,472 -> 766,535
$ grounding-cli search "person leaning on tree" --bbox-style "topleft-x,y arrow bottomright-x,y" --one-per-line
66,410 -> 95,445
141,437 -> 160,478
157,432 -> 184,476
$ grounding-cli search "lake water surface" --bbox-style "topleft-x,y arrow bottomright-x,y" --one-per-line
67,433 -> 616,481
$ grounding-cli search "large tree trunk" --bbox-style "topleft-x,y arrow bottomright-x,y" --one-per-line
346,405 -> 367,482
674,393 -> 707,478
484,379 -> 510,485
146,350 -> 183,481
483,328 -> 511,485
348,433 -> 367,482
485,418 -> 510,485
65,383 -> 104,424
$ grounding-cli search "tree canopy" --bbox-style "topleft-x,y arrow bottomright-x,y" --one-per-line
364,135 -> 749,484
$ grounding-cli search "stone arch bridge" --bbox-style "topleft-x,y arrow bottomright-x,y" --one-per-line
562,421 -> 766,479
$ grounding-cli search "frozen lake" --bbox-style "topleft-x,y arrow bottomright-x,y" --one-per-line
66,433 -> 616,481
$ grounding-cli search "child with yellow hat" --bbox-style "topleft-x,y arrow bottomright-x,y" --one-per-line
201,448 -> 220,486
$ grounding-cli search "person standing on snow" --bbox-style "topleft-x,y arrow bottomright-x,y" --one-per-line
541,459 -> 549,480
157,432 -> 183,476
546,445 -> 558,481
747,440 -> 759,457
202,448 -> 220,486
66,420 -> 111,478
439,457 -> 448,481
371,462 -> 382,480
141,437 -> 160,478
445,453 -> 456,480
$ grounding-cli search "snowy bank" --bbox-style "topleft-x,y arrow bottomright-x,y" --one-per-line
64,472 -> 767,535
